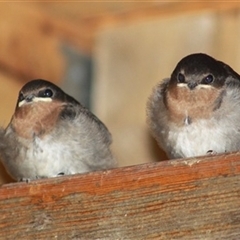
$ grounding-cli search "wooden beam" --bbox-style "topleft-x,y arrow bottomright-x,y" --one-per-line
35,2 -> 240,54
0,153 -> 240,238
0,4 -> 66,84
0,3 -> 240,82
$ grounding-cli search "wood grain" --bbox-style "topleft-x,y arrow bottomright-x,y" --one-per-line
0,153 -> 239,239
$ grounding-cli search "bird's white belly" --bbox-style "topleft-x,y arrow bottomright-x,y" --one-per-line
18,136 -> 87,180
20,138 -> 67,178
167,119 -> 229,158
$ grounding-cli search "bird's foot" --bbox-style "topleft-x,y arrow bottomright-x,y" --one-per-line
206,150 -> 217,155
19,178 -> 31,183
57,172 -> 65,176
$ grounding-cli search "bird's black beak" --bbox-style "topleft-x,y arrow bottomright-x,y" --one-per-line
187,82 -> 198,90
25,95 -> 34,102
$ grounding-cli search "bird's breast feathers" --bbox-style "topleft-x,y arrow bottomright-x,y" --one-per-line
165,85 -> 223,126
11,101 -> 65,139
167,118 -> 230,158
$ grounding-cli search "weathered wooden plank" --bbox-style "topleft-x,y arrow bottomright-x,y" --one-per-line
0,153 -> 239,239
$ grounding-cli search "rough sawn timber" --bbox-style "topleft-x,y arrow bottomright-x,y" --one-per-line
0,153 -> 240,239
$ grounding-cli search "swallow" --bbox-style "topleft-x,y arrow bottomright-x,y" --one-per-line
147,53 -> 240,159
0,79 -> 117,181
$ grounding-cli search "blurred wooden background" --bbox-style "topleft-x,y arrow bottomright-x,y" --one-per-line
1,2 -> 240,184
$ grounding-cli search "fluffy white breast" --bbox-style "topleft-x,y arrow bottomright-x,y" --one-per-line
18,134 -> 88,179
167,118 -> 235,158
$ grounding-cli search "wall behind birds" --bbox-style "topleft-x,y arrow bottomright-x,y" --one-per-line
92,9 -> 240,167
0,3 -> 240,183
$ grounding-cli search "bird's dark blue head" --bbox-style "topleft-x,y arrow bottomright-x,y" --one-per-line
17,79 -> 79,109
170,53 -> 240,90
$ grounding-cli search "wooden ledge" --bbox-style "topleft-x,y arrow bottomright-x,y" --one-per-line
0,153 -> 240,239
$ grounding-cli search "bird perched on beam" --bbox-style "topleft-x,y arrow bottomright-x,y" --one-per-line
147,53 -> 240,159
0,79 -> 116,181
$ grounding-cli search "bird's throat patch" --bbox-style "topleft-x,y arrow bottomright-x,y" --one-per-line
12,101 -> 64,139
166,85 -> 222,125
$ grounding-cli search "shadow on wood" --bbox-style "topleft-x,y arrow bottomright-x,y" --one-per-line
0,152 -> 240,239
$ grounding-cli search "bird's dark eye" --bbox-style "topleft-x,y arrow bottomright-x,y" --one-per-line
177,73 -> 185,83
18,93 -> 24,102
41,89 -> 53,98
202,74 -> 214,84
